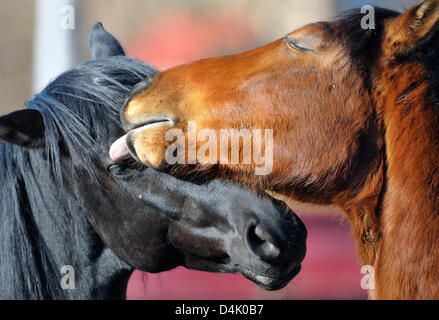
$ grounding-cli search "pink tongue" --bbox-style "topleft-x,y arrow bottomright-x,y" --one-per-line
109,134 -> 131,162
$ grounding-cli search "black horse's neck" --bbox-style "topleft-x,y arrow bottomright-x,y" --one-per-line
0,145 -> 133,299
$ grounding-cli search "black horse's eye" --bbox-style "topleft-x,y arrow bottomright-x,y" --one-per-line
107,163 -> 131,175
107,158 -> 145,176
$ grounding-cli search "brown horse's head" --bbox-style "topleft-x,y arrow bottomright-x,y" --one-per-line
119,1 -> 438,200
115,1 -> 439,298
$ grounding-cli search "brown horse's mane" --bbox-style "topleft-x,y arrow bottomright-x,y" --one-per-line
335,9 -> 399,75
412,28 -> 439,107
337,8 -> 439,102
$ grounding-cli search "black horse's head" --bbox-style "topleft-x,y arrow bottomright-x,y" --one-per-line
0,23 -> 306,294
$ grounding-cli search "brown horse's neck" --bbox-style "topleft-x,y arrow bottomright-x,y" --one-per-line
370,61 -> 439,299
280,62 -> 439,300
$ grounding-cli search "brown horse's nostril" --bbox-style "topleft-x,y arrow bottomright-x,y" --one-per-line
247,224 -> 281,262
120,76 -> 156,131
129,75 -> 155,100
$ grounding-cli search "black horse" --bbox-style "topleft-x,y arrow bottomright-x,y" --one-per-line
0,23 -> 306,299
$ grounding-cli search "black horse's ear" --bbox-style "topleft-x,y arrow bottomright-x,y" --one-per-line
0,109 -> 45,148
89,22 -> 125,59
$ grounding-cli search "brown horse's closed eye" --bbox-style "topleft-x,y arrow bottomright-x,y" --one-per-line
116,0 -> 439,299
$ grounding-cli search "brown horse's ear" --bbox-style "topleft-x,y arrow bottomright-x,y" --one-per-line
0,109 -> 45,148
385,0 -> 439,55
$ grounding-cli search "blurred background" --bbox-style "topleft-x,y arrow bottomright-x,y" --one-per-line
0,0 -> 417,299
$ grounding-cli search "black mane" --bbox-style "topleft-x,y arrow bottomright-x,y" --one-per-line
0,56 -> 156,299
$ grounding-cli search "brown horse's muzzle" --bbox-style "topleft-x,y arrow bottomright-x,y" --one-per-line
120,73 -> 184,167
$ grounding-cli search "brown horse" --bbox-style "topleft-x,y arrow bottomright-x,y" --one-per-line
114,1 -> 439,299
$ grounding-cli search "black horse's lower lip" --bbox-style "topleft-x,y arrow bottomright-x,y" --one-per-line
236,265 -> 301,291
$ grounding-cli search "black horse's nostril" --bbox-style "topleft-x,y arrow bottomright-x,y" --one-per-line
247,224 -> 281,262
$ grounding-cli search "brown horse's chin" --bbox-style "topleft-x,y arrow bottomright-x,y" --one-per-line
128,124 -> 173,167
237,265 -> 302,291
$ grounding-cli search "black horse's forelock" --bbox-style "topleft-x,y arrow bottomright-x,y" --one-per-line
0,56 -> 157,299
